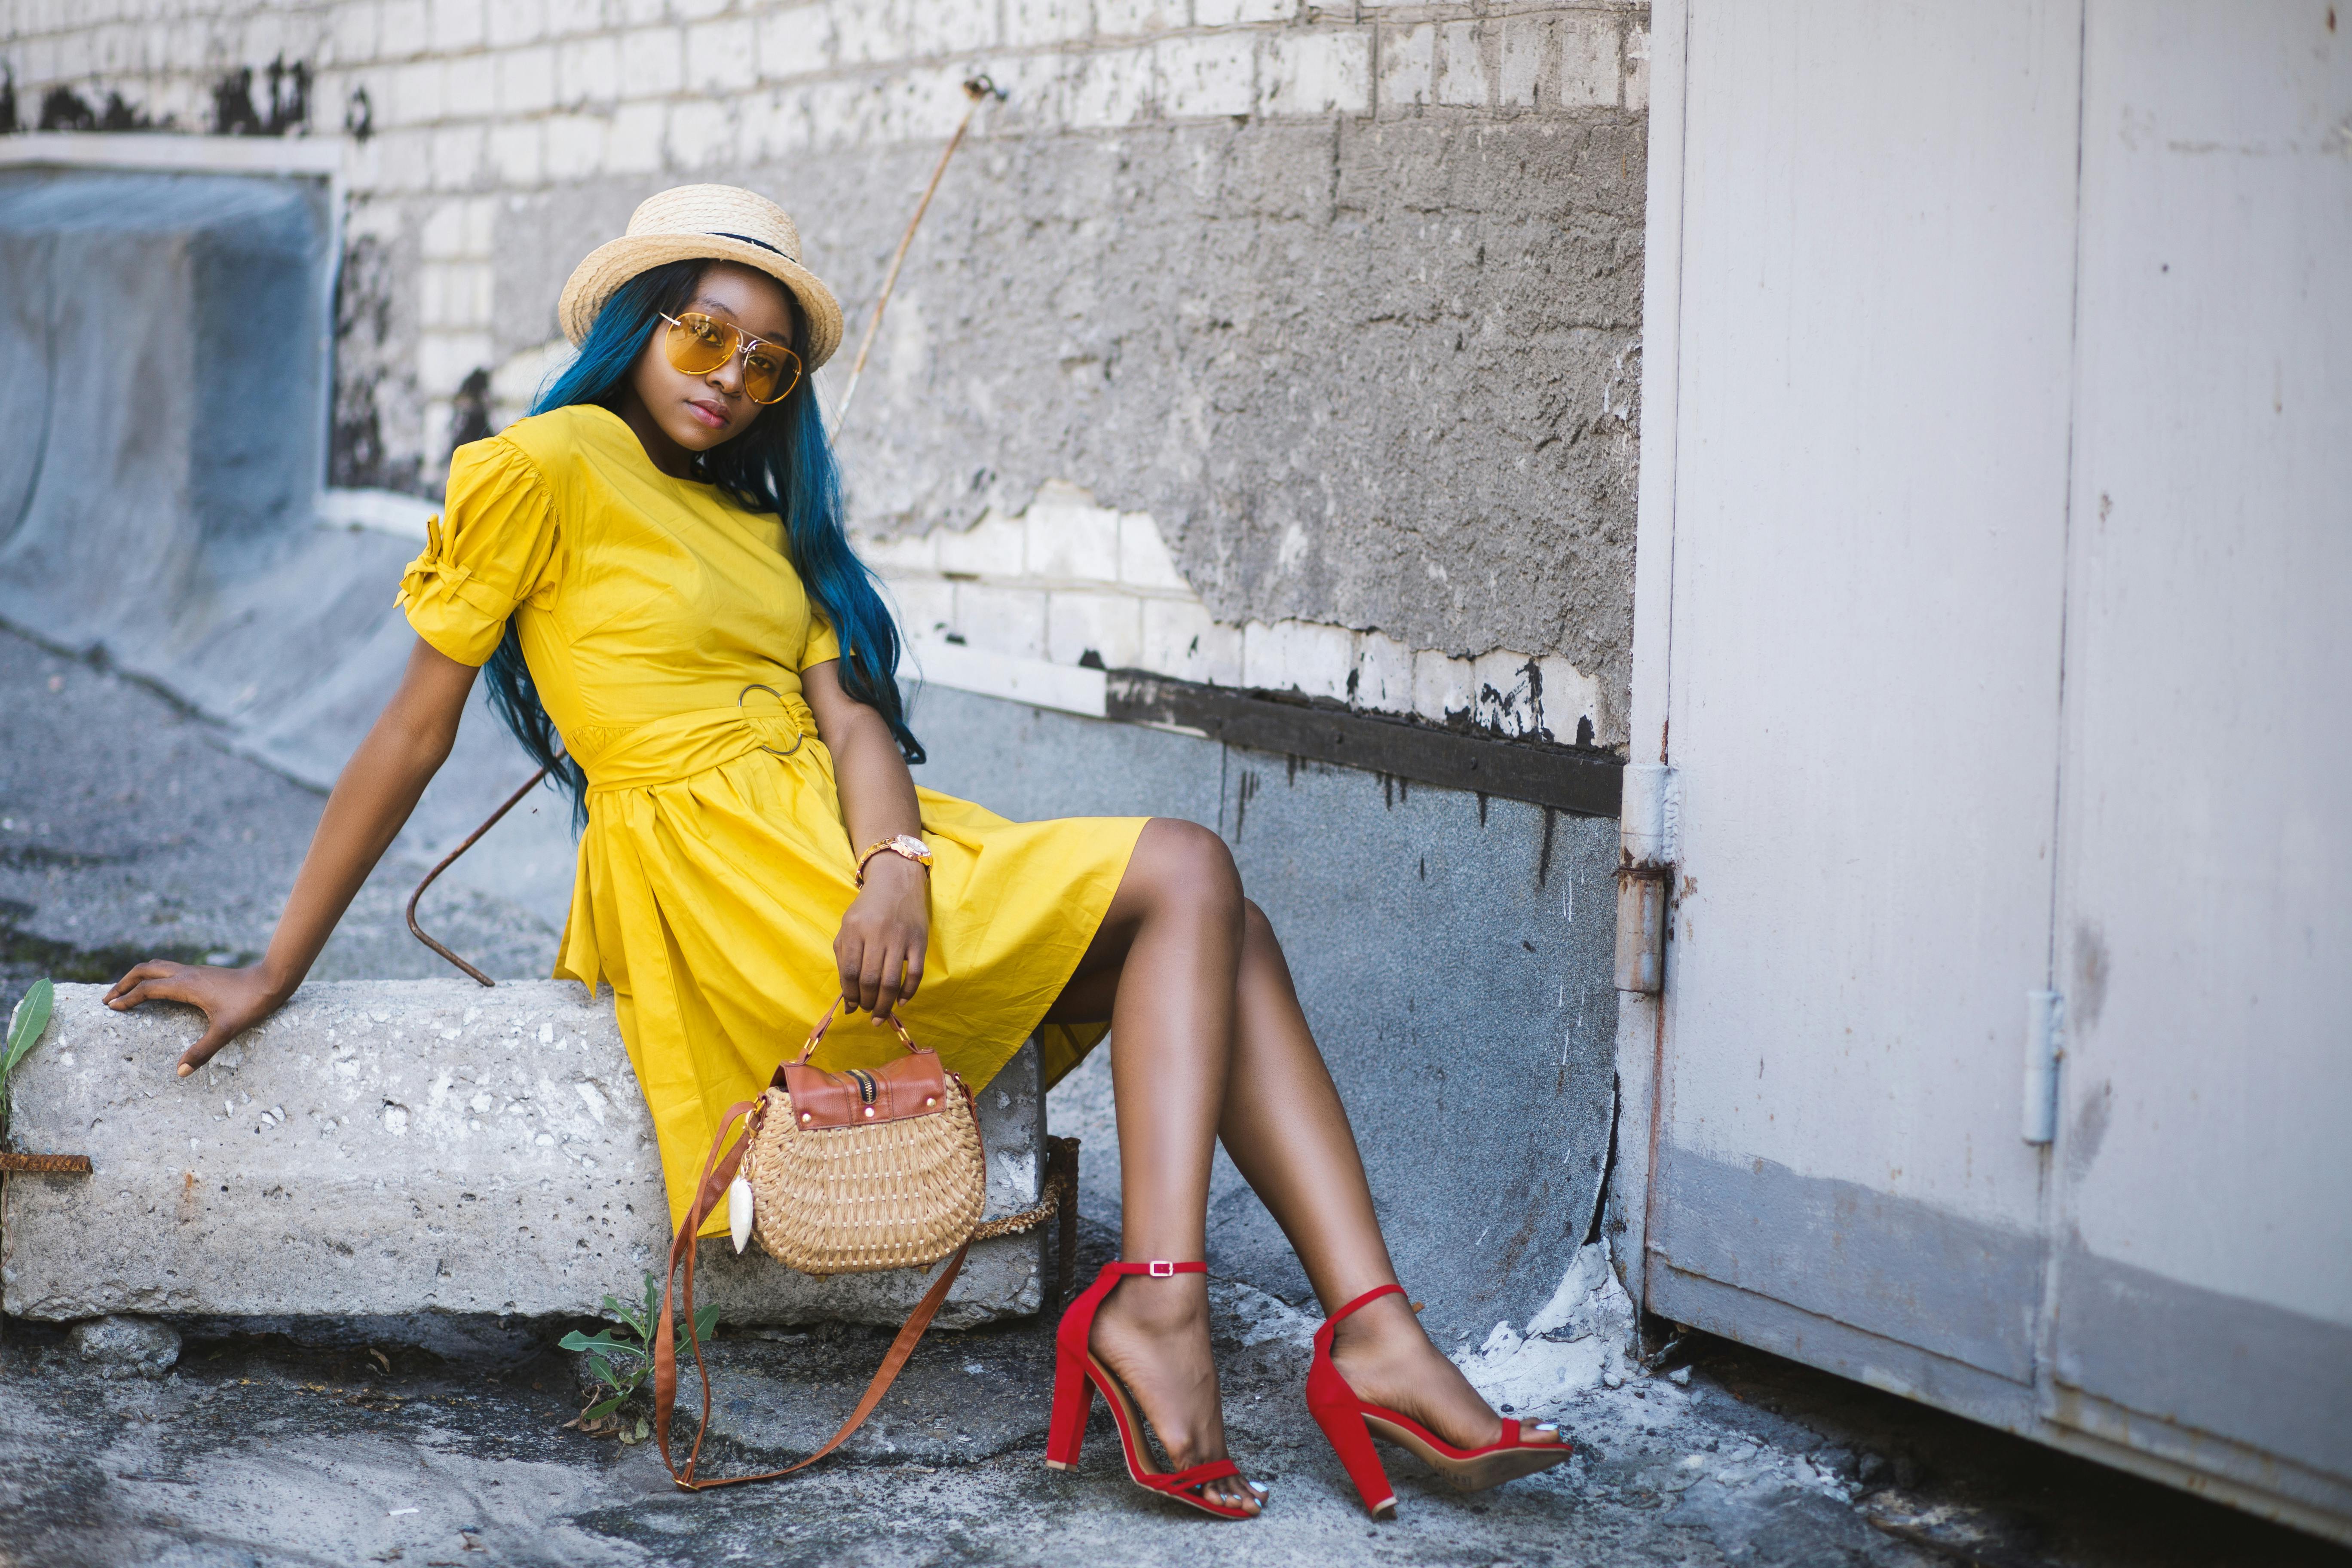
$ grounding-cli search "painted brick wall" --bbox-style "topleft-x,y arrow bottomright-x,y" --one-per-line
0,0 -> 1646,745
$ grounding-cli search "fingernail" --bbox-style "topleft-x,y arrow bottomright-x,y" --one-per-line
176,1064 -> 193,1077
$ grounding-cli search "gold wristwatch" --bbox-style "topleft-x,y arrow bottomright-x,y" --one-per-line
854,833 -> 934,886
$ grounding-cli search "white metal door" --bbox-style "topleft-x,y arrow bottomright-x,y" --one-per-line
1643,0 -> 2081,1408
2042,1 -> 2352,1527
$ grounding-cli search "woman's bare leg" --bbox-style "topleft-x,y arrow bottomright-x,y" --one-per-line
1046,818 -> 1262,1513
1216,901 -> 1555,1449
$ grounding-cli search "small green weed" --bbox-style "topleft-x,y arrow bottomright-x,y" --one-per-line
0,977 -> 55,1137
559,1269 -> 716,1443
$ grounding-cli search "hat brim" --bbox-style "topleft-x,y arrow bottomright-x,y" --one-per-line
557,233 -> 845,370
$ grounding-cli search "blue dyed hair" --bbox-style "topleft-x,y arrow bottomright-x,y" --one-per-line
481,258 -> 922,828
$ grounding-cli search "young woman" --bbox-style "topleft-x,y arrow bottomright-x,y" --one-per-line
106,185 -> 1567,1519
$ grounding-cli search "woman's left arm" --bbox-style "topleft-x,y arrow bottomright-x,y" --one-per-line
802,658 -> 930,1020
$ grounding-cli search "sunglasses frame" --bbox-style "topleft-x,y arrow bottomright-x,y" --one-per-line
658,310 -> 804,405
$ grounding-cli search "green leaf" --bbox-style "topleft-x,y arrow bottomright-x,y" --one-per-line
586,1354 -> 616,1386
3,979 -> 54,1081
691,1305 -> 719,1348
584,1393 -> 626,1420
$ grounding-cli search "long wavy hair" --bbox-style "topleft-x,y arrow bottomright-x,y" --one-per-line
481,258 -> 921,828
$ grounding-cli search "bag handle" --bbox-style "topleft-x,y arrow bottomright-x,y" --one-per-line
793,993 -> 928,1066
649,1080 -> 984,1491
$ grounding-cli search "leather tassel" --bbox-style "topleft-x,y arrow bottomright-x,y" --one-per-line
728,1173 -> 755,1254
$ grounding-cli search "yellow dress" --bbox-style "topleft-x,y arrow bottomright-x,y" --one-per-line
398,404 -> 1142,1235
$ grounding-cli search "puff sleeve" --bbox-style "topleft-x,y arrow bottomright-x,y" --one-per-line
396,437 -> 560,667
799,611 -> 842,671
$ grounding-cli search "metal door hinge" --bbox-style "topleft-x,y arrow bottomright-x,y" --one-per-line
1615,764 -> 1679,995
2023,989 -> 2064,1144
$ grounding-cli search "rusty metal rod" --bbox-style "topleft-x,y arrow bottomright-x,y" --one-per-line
0,1153 -> 92,1174
406,766 -> 549,986
834,75 -> 1002,425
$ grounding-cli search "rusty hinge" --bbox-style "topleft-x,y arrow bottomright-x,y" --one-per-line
1614,764 -> 1679,995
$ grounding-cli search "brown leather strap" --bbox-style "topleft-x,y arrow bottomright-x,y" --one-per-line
649,1082 -> 984,1492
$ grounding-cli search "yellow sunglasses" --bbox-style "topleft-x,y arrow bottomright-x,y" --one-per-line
659,311 -> 804,405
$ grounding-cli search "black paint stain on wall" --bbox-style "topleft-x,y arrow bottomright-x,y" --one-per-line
210,58 -> 309,136
331,232 -> 421,496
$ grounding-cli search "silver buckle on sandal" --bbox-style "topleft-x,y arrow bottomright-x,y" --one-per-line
1148,1260 -> 1175,1277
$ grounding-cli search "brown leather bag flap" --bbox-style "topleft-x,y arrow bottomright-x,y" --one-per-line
777,1051 -> 950,1129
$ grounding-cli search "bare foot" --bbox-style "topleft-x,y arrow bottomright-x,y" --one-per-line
1087,1274 -> 1267,1515
1328,1293 -> 1565,1452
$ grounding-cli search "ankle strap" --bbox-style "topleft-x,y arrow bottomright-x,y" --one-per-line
1323,1281 -> 1406,1329
1106,1259 -> 1206,1279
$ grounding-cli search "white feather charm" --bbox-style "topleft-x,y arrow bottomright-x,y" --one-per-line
727,1173 -> 755,1254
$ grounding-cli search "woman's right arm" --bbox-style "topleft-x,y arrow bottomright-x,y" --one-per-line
107,637 -> 480,1075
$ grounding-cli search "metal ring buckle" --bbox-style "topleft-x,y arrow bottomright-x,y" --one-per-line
738,682 -> 806,758
1147,1260 -> 1175,1278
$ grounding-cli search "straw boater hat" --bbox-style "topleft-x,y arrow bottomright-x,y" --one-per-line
557,184 -> 845,368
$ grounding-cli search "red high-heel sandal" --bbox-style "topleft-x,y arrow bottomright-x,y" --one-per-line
1044,1259 -> 1263,1520
1306,1283 -> 1572,1518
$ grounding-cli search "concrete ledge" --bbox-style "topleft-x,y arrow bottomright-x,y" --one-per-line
0,983 -> 1045,1336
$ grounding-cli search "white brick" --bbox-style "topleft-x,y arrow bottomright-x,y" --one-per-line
1623,24 -> 1650,113
1003,0 -> 1088,49
1436,21 -> 1486,107
671,0 -> 733,20
443,52 -> 494,117
557,32 -> 619,105
417,328 -> 494,393
1094,0 -> 1180,39
949,584 -> 1048,661
1471,649 -> 1544,736
1376,23 -> 1432,109
936,511 -> 1027,577
542,111 -> 609,180
1559,15 -> 1618,109
1046,591 -> 1142,670
333,0 -> 383,66
429,0 -> 484,53
614,0 -> 667,24
882,577 -> 956,643
486,0 -> 546,48
1497,15 -> 1546,107
620,25 -> 685,97
495,43 -> 557,115
1068,44 -> 1153,130
420,260 -> 493,329
1026,496 -> 1121,583
1536,655 -> 1600,743
1158,32 -> 1256,119
1264,27 -> 1370,118
420,196 -> 471,259
1194,0 -> 1289,24
389,58 -> 442,124
380,0 -> 430,58
1352,630 -> 1415,713
684,16 -> 759,94
487,119 -> 545,184
903,0 -> 997,56
742,87 -> 812,159
430,124 -> 484,188
854,529 -> 940,573
830,0 -> 899,66
758,7 -> 832,79
1117,511 -> 1189,593
368,126 -> 434,193
545,0 -> 606,39
1141,599 -> 1244,687
1243,619 -> 1353,700
1412,647 -> 1472,723
605,99 -> 666,174
667,97 -> 735,170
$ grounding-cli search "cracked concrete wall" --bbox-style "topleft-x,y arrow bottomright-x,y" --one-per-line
0,0 -> 1647,746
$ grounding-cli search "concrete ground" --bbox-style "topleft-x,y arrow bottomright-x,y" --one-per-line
3,622 -> 2347,1568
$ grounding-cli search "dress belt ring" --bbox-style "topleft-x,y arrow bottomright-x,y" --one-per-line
739,683 -> 807,758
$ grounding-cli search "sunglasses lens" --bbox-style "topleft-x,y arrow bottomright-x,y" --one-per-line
665,312 -> 733,374
742,347 -> 802,404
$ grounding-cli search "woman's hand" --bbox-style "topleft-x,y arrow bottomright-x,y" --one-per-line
105,961 -> 290,1076
834,855 -> 929,1020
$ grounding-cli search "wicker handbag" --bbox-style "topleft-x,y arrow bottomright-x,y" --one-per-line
649,998 -> 1069,1492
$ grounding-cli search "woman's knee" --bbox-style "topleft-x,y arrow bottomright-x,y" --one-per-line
1136,818 -> 1243,919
